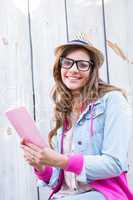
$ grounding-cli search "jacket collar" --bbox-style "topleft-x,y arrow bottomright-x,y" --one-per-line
76,98 -> 102,124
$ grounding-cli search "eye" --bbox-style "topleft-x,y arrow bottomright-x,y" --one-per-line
78,61 -> 89,69
64,59 -> 72,65
61,58 -> 73,67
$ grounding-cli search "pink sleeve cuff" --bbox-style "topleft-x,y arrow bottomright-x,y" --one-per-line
34,166 -> 53,184
64,154 -> 84,175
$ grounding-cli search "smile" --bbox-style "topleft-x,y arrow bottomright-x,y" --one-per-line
66,76 -> 81,80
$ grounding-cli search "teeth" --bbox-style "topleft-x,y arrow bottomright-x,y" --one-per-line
67,77 -> 80,80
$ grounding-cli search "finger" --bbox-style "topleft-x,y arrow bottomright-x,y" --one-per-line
20,138 -> 28,145
23,150 -> 34,160
23,150 -> 36,164
25,142 -> 42,152
20,138 -> 25,145
21,143 -> 47,165
23,148 -> 34,159
24,155 -> 35,165
21,144 -> 37,157
24,152 -> 44,168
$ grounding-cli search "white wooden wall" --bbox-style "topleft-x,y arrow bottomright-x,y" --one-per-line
0,0 -> 133,199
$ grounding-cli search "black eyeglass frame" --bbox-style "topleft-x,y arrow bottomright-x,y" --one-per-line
60,56 -> 93,72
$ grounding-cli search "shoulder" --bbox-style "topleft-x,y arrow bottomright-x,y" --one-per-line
101,90 -> 130,114
103,90 -> 126,100
102,90 -> 128,105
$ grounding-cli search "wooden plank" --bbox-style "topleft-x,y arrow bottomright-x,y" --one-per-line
103,0 -> 133,189
29,0 -> 67,199
0,0 -> 38,199
66,0 -> 108,82
126,0 -> 133,189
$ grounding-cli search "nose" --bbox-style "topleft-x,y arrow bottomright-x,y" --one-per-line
69,62 -> 78,72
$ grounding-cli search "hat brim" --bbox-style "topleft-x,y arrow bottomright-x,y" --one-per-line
55,43 -> 104,67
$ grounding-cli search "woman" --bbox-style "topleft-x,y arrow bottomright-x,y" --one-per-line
21,39 -> 133,200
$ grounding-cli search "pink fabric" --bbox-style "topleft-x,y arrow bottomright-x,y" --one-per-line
90,172 -> 133,200
64,154 -> 84,175
34,166 -> 53,184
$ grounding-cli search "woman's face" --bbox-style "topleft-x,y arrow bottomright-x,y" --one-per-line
61,48 -> 91,93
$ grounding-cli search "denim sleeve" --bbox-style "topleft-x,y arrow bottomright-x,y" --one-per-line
76,91 -> 131,183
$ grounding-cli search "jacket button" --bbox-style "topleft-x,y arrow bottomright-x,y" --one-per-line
77,141 -> 82,145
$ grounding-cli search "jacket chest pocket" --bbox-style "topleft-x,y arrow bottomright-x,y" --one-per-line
72,104 -> 105,154
74,133 -> 93,154
73,123 -> 99,154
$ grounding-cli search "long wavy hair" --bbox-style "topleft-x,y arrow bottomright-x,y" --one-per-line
48,45 -> 127,148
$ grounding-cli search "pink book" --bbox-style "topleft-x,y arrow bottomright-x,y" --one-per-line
5,107 -> 47,148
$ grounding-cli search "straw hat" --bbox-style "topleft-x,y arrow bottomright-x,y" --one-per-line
55,39 -> 104,67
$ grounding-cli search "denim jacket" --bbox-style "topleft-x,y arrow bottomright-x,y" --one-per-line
37,90 -> 131,188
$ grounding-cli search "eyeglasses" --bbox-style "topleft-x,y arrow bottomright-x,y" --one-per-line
60,57 -> 93,72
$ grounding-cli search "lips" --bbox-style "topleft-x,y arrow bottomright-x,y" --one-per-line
65,76 -> 81,80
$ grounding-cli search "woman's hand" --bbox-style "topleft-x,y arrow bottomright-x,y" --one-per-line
20,138 -> 68,171
20,138 -> 45,171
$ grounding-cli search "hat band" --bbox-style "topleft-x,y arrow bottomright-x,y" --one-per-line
68,39 -> 88,45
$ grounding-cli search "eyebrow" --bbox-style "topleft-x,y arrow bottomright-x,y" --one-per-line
64,57 -> 91,62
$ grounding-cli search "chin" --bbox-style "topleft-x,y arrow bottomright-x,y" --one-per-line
66,85 -> 81,91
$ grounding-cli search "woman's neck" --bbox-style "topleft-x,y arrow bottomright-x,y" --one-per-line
72,93 -> 82,114
72,90 -> 89,114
